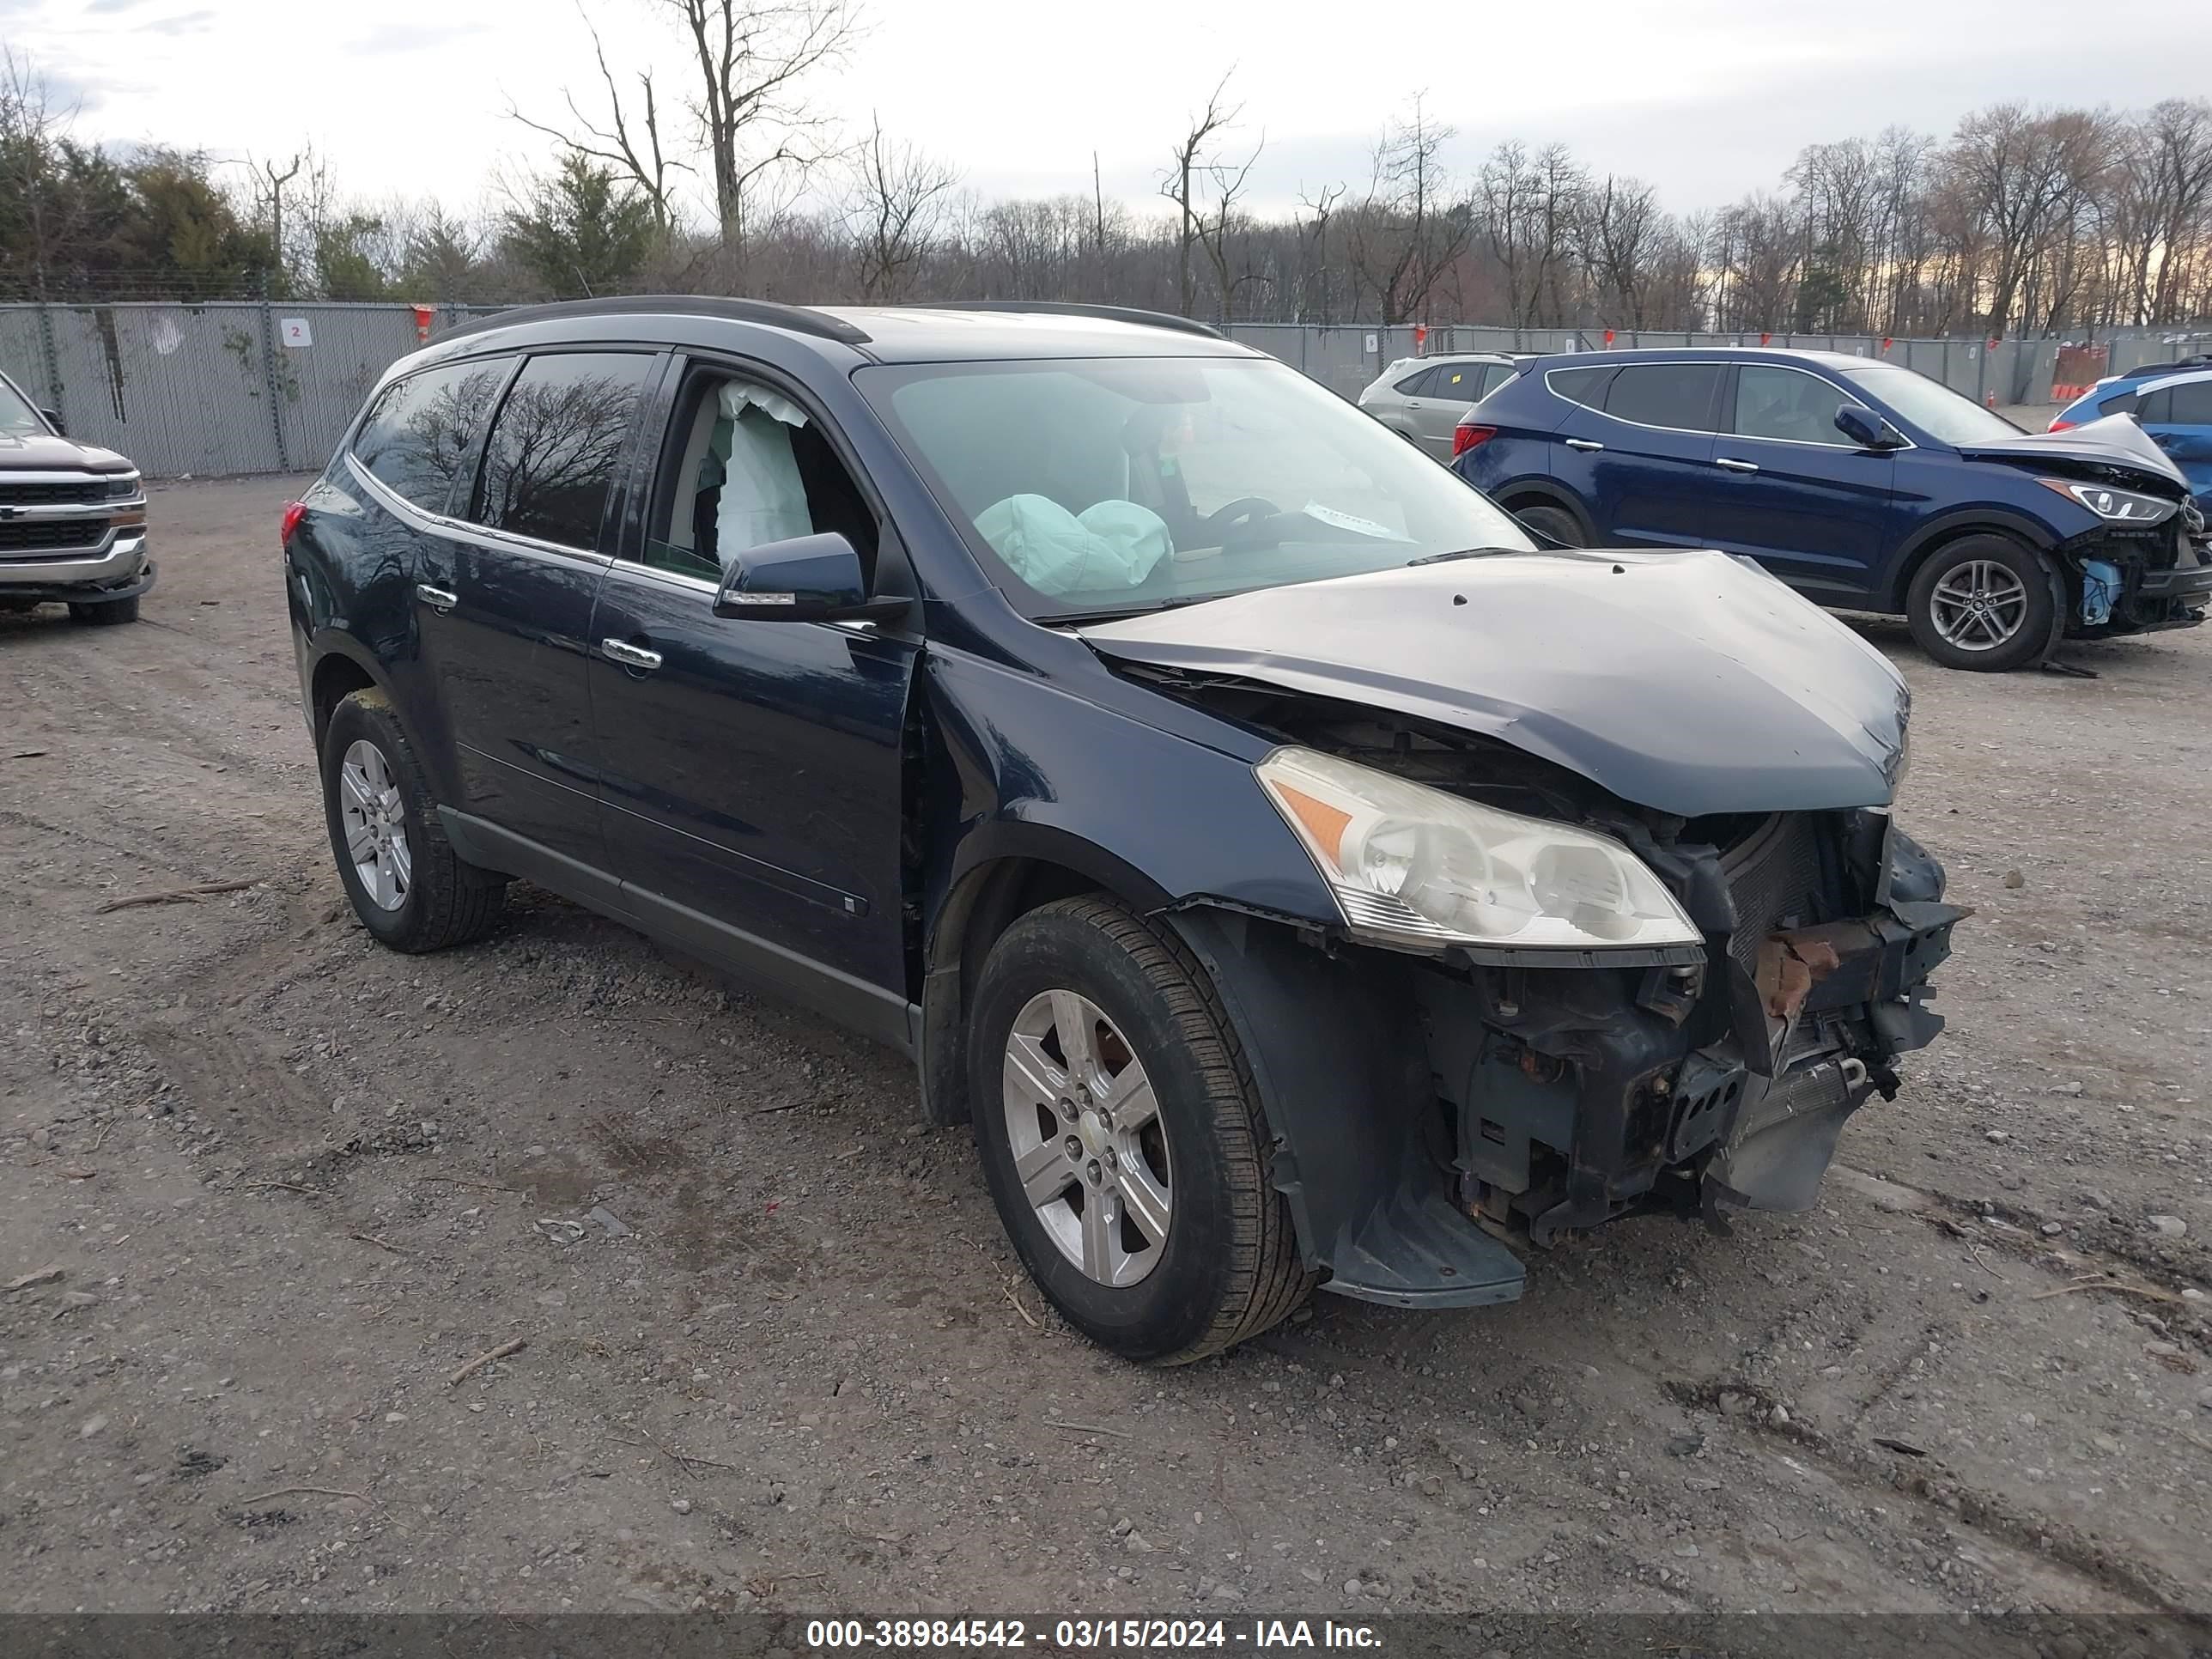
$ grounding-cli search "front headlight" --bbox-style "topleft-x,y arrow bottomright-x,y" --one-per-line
106,473 -> 142,500
1255,746 -> 1702,953
2037,477 -> 2176,524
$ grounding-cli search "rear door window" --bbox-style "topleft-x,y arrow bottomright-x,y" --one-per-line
1733,366 -> 1853,446
351,357 -> 513,513
471,352 -> 656,550
1604,364 -> 1722,431
1432,363 -> 1480,399
1546,366 -> 1616,412
2163,379 -> 2212,423
1393,368 -> 1437,395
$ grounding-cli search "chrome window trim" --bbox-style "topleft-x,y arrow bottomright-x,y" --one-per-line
1541,359 -> 1920,452
1543,361 -> 1728,438
346,453 -> 612,568
599,557 -> 884,638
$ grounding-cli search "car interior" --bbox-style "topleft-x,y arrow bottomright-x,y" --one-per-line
647,372 -> 879,586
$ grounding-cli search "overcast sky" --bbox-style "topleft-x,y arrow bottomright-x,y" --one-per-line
10,0 -> 2212,221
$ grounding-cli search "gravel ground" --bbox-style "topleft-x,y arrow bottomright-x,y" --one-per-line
2,472 -> 2207,1618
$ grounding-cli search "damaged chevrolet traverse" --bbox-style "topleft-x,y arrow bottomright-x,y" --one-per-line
286,298 -> 1962,1364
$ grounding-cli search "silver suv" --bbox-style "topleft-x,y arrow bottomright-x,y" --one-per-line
0,368 -> 151,625
1357,353 -> 1517,460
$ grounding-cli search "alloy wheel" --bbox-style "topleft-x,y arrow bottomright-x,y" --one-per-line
338,738 -> 412,911
1929,560 -> 2030,651
1000,988 -> 1173,1287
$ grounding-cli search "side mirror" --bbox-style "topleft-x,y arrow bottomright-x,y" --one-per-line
39,407 -> 66,436
712,531 -> 897,623
1834,403 -> 1903,450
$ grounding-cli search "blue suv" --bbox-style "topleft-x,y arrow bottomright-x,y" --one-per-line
1453,348 -> 2212,671
2051,364 -> 2212,512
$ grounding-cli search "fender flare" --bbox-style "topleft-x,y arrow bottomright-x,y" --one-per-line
1876,507 -> 2063,611
302,629 -> 452,792
915,821 -> 1178,1128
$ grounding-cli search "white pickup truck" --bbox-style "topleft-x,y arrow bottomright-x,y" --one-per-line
0,368 -> 151,625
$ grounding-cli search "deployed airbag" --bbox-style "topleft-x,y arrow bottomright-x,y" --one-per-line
975,494 -> 1170,595
715,382 -> 811,561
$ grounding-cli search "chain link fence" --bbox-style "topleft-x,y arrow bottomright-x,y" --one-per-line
0,301 -> 505,478
5,299 -> 2208,478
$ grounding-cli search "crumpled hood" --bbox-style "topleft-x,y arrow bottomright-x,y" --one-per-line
1955,413 -> 2190,491
1081,550 -> 1911,817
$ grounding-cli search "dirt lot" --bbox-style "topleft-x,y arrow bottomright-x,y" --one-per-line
2,473 -> 2208,1619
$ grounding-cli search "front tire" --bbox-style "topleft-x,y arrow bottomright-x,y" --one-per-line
969,896 -> 1313,1364
1905,534 -> 2057,672
69,596 -> 139,625
320,689 -> 506,951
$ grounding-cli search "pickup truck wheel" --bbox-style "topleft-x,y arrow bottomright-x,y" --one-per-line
69,596 -> 139,625
1905,535 -> 2057,672
320,689 -> 505,951
969,896 -> 1312,1364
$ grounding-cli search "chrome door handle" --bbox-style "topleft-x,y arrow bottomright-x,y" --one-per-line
1715,457 -> 1759,473
416,584 -> 458,612
1564,438 -> 1604,452
600,638 -> 663,671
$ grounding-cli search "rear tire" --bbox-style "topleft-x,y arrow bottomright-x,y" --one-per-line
320,688 -> 506,952
1512,501 -> 1586,548
1904,534 -> 2057,672
969,896 -> 1313,1364
69,596 -> 139,625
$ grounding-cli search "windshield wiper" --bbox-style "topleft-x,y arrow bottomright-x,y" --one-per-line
1048,593 -> 1222,627
1404,546 -> 1530,566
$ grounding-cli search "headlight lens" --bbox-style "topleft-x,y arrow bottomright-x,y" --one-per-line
106,474 -> 142,500
1255,747 -> 1702,952
2038,477 -> 2176,524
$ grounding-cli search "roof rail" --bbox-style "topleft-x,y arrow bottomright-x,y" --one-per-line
916,301 -> 1224,340
439,295 -> 871,347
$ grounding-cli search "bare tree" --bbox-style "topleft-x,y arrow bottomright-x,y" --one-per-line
1193,132 -> 1264,325
661,0 -> 858,254
1939,104 -> 2118,335
1474,138 -> 1582,331
1294,182 -> 1346,323
841,115 -> 957,301
1160,73 -> 1239,318
510,10 -> 686,234
1348,100 -> 1470,325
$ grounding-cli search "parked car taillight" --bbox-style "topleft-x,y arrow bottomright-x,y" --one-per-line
2047,418 -> 2075,432
1453,424 -> 1495,458
280,501 -> 306,547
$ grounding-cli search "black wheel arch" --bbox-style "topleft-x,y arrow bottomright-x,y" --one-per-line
918,829 -> 1174,1128
1877,507 -> 2062,614
304,632 -> 464,805
1494,480 -> 1596,541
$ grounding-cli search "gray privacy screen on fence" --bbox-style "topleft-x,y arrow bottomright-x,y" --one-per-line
0,301 -> 505,479
3,300 -> 2207,479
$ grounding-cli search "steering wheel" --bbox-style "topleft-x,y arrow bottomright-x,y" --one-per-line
1200,496 -> 1280,550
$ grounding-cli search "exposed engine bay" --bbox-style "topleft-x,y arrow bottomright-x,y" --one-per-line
1155,678 -> 1962,1304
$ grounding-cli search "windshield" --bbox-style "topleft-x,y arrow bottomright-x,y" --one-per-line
0,377 -> 45,436
1843,364 -> 2021,446
860,356 -> 1535,619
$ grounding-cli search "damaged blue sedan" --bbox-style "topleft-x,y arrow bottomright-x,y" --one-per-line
284,298 -> 1961,1363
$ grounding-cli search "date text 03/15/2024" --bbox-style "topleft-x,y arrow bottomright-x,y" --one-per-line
804,1620 -> 1383,1650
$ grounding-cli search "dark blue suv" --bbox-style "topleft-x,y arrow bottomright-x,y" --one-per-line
284,299 -> 1960,1363
1453,348 -> 2212,671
